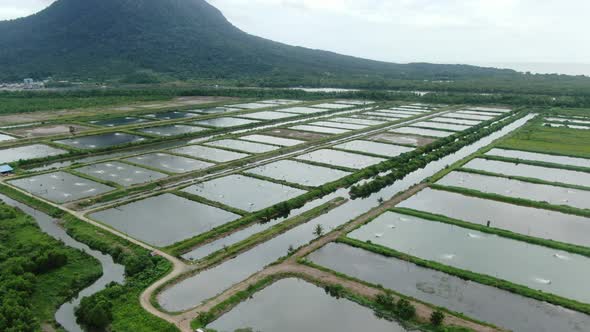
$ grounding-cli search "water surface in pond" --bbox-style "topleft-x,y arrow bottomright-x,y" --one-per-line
239,134 -> 303,147
193,117 -> 259,128
411,121 -> 471,132
137,124 -> 207,137
238,111 -> 296,120
309,243 -> 590,332
486,148 -> 590,169
296,149 -> 385,169
9,171 -> 114,203
463,158 -> 590,187
89,116 -> 149,127
209,278 -> 407,332
334,140 -> 413,157
182,174 -> 306,212
398,188 -> 590,247
125,153 -> 214,173
437,171 -> 590,210
90,193 -> 240,246
75,161 -> 167,187
0,144 -> 67,164
54,132 -> 145,149
168,145 -> 248,162
246,159 -> 350,187
289,125 -> 350,135
390,127 -> 453,138
205,139 -> 279,153
349,211 -> 590,304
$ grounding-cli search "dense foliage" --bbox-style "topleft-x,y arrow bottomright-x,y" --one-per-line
0,203 -> 99,331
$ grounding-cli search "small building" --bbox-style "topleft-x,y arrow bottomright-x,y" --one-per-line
0,165 -> 14,176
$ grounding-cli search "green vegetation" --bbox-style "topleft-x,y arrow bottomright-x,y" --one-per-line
0,202 -> 101,330
0,90 -> 170,115
339,236 -> 590,316
62,215 -> 177,332
431,310 -> 445,326
499,120 -> 590,158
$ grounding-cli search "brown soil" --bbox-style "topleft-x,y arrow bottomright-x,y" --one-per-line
369,132 -> 436,146
7,124 -> 92,138
263,128 -> 328,141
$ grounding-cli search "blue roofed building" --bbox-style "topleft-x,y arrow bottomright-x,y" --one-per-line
0,165 -> 14,175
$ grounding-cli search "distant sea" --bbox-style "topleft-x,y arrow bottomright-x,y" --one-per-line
477,62 -> 590,77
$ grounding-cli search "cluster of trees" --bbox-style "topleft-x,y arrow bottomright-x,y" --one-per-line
0,203 -> 69,331
349,112 -> 523,198
375,293 -> 416,320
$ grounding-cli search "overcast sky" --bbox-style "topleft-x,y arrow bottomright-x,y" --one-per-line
2,0 -> 589,75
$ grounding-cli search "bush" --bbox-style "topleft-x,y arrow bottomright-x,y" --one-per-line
430,309 -> 445,326
375,293 -> 395,310
396,299 -> 416,320
75,294 -> 113,330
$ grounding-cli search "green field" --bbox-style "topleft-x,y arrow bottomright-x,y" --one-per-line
0,202 -> 102,330
499,120 -> 590,158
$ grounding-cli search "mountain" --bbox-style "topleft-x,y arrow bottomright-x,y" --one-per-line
0,0 -> 516,82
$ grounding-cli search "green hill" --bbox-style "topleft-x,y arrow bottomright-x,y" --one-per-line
0,0 -> 544,82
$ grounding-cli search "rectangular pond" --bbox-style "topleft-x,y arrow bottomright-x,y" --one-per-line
430,117 -> 481,126
196,107 -> 243,114
463,158 -> 590,187
443,113 -> 494,121
246,159 -> 350,187
89,193 -> 239,247
289,125 -> 350,135
144,111 -> 200,120
329,117 -> 386,126
468,107 -> 512,113
89,116 -> 150,127
125,153 -> 214,173
309,243 -> 590,332
437,171 -> 590,210
546,117 -> 590,125
295,149 -> 385,169
238,111 -> 296,120
54,132 -> 146,149
205,139 -> 280,153
311,103 -> 353,109
168,145 -> 248,162
193,117 -> 260,128
308,121 -> 368,130
380,110 -> 422,116
231,102 -> 271,109
182,174 -> 306,212
0,133 -> 15,142
334,140 -> 413,157
275,107 -> 325,115
398,188 -> 590,247
239,134 -> 304,147
486,148 -> 590,169
411,121 -> 471,132
137,124 -> 207,137
457,110 -> 503,116
209,278 -> 406,332
390,127 -> 453,138
364,112 -> 408,119
75,161 -> 167,187
9,171 -> 114,203
0,144 -> 67,164
349,211 -> 590,305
